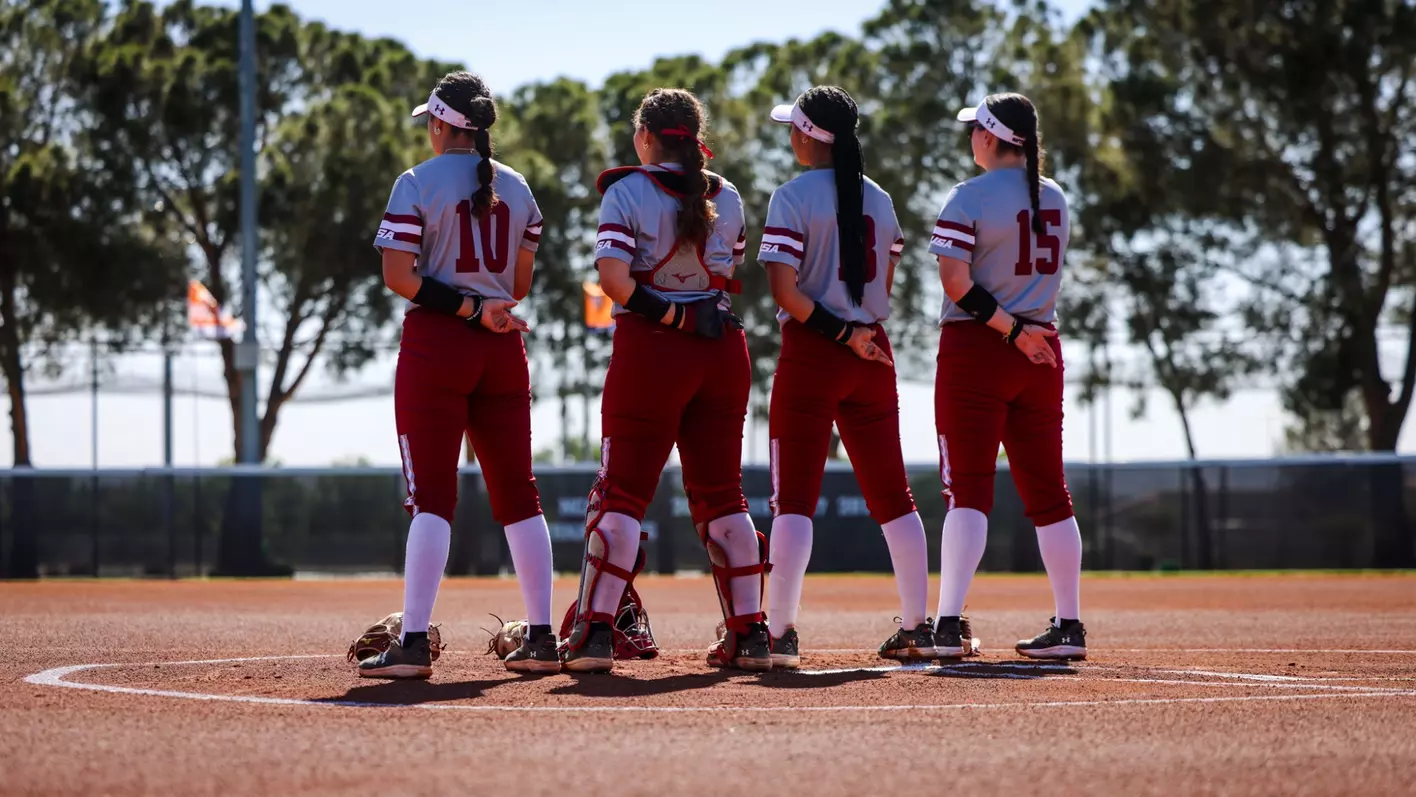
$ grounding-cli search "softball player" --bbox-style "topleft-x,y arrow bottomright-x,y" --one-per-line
360,71 -> 559,678
931,92 -> 1087,660
758,86 -> 934,668
561,88 -> 771,674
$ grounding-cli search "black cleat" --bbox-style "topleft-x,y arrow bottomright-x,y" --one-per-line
505,625 -> 562,674
770,627 -> 800,670
1016,618 -> 1087,660
709,621 -> 772,671
934,616 -> 982,658
358,635 -> 433,679
879,619 -> 937,661
562,622 -> 615,673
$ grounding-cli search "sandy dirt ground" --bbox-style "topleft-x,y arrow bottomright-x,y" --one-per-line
4,573 -> 1415,796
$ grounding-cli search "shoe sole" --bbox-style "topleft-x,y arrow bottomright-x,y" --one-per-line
563,657 -> 614,673
708,656 -> 773,672
771,653 -> 800,669
880,646 -> 935,661
357,664 -> 432,679
506,659 -> 563,674
1016,645 -> 1086,660
934,638 -> 984,659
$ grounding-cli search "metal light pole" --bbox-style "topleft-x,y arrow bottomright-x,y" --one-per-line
236,0 -> 259,465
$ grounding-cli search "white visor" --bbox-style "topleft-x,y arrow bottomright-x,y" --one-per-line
410,91 -> 478,131
769,103 -> 835,144
956,102 -> 1025,146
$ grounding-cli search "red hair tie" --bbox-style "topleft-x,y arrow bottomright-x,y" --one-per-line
657,126 -> 714,159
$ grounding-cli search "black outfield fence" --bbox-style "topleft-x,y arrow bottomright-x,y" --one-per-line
1,454 -> 1414,578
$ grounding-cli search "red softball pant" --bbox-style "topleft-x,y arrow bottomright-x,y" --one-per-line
598,313 -> 750,524
394,308 -> 542,525
769,321 -> 916,524
934,321 -> 1074,526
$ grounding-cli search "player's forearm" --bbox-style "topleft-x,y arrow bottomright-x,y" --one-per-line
382,251 -> 477,318
939,256 -> 1014,335
766,264 -> 816,324
597,257 -> 677,326
512,249 -> 535,301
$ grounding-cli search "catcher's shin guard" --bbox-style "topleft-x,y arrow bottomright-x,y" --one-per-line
559,533 -> 660,660
701,522 -> 772,670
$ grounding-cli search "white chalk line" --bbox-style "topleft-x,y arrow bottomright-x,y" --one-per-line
23,655 -> 1416,714
702,647 -> 1416,656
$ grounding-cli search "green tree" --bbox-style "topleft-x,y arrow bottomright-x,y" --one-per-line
1083,0 -> 1416,564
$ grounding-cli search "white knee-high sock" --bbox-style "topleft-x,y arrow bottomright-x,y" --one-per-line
937,508 -> 988,618
767,514 -> 813,638
1036,516 -> 1083,621
588,511 -> 640,616
504,514 -> 554,626
707,513 -> 764,621
880,512 -> 929,628
401,512 -> 451,641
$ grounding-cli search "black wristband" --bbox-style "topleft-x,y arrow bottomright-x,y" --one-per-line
1004,317 -> 1023,344
805,302 -> 851,343
624,283 -> 672,322
466,295 -> 485,325
956,283 -> 1000,323
411,277 -> 467,315
669,302 -> 687,329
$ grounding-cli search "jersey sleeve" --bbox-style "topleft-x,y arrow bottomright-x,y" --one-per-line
521,181 -> 544,253
884,198 -> 905,264
374,173 -> 423,255
928,183 -> 977,264
594,181 -> 637,266
758,189 -> 805,271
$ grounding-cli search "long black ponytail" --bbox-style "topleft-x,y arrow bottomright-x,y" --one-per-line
799,86 -> 867,306
434,71 -> 499,216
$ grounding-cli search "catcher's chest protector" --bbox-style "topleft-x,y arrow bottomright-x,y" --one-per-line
597,166 -> 742,297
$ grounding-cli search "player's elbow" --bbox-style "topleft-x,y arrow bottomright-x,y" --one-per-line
596,258 -> 636,305
937,257 -> 972,301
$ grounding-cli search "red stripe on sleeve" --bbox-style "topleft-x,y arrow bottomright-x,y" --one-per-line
934,220 -> 973,236
603,239 -> 633,254
522,231 -> 541,242
763,226 -> 804,243
392,231 -> 422,245
598,223 -> 633,236
383,213 -> 421,226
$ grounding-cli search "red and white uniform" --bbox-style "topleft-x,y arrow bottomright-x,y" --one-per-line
374,153 -> 544,525
930,165 -> 1074,525
759,168 -> 914,524
593,165 -> 750,524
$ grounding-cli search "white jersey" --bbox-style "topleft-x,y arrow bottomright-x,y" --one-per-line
374,153 -> 542,306
929,165 -> 1070,325
758,169 -> 904,325
593,164 -> 747,314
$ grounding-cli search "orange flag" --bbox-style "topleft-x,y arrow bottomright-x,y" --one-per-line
187,279 -> 245,339
583,280 -> 614,330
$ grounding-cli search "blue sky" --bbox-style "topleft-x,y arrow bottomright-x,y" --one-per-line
16,0 -> 1411,469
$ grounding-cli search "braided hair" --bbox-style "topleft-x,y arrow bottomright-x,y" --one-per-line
983,93 -> 1046,236
634,88 -> 717,245
798,86 -> 868,306
434,71 -> 500,217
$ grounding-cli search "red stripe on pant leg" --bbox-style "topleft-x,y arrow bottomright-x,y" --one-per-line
933,324 -> 1009,516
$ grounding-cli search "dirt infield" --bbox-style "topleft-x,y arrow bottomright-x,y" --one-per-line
4,573 -> 1416,796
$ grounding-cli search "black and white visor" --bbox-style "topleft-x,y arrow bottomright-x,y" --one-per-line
410,91 -> 479,131
769,102 -> 835,144
956,102 -> 1025,146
